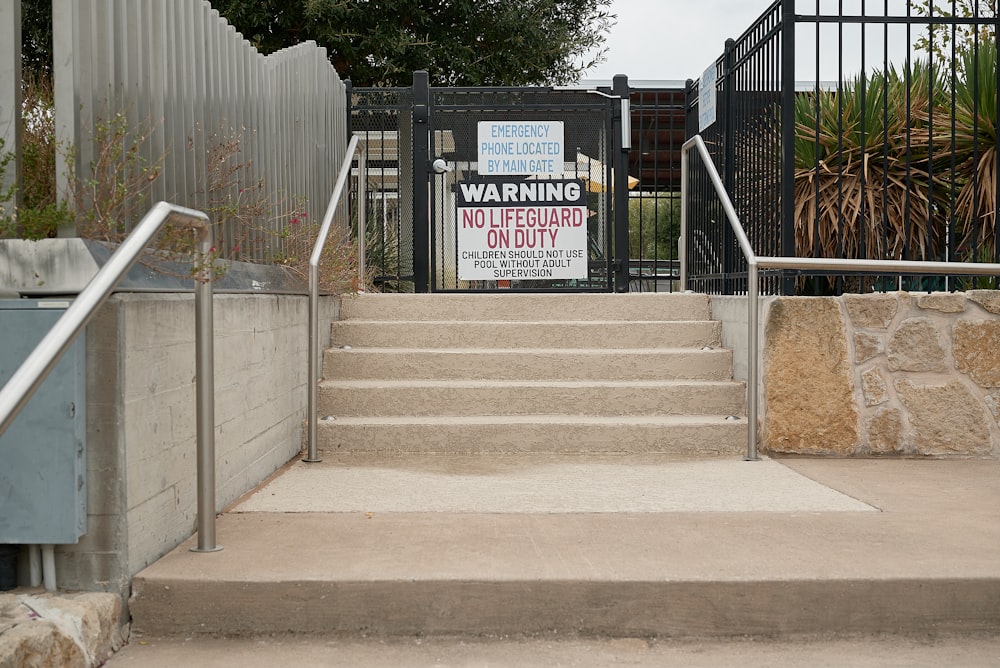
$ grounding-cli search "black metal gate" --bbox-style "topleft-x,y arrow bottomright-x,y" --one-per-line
419,74 -> 628,292
351,73 -> 635,293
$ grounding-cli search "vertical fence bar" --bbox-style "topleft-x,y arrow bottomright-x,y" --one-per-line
722,39 -> 736,294
779,0 -> 796,294
613,75 -> 631,293
412,71 -> 431,292
0,0 -> 22,218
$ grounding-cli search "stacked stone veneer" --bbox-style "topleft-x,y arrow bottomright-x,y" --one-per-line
763,291 -> 1000,457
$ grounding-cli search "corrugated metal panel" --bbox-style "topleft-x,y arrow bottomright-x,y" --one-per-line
49,0 -> 348,265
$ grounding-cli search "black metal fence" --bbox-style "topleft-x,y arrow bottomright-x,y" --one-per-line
686,0 -> 999,295
349,85 -> 417,291
626,88 -> 688,292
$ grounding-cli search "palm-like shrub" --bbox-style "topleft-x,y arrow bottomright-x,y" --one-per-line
792,61 -> 950,261
951,36 -> 998,256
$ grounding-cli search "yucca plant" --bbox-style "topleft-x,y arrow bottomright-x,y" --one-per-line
951,35 -> 998,258
793,61 -> 951,262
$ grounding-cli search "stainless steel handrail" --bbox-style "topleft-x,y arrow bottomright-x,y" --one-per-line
680,136 -> 760,460
305,135 -> 366,463
680,134 -> 1000,461
0,201 -> 222,554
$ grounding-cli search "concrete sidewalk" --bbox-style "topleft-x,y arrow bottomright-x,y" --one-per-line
126,456 -> 1000,641
108,633 -> 1000,667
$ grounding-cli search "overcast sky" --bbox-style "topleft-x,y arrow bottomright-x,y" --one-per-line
583,0 -> 770,83
582,0 -> 927,85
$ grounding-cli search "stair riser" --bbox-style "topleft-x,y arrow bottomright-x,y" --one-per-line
319,383 -> 746,417
340,293 -> 712,322
131,578 -> 1000,638
324,350 -> 734,381
331,320 -> 722,349
316,421 -> 747,455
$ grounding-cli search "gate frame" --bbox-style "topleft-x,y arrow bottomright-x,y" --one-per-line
410,72 -> 633,293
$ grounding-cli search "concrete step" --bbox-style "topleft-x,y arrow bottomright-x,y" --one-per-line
323,347 -> 734,381
316,415 -> 747,455
127,459 -> 1000,639
330,319 -> 723,349
339,292 -> 712,322
318,379 -> 746,417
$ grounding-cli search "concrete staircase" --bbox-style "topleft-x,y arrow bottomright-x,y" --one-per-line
317,292 -> 746,456
126,293 -> 1000,640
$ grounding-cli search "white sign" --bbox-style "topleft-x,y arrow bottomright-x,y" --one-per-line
477,121 -> 564,176
699,62 -> 718,132
457,179 -> 588,281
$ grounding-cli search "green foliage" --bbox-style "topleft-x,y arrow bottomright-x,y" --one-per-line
914,0 -> 996,68
627,194 -> 680,260
212,0 -> 615,86
951,35 -> 998,250
793,33 -> 998,266
0,74 -> 74,240
20,0 -> 53,78
792,60 -> 952,261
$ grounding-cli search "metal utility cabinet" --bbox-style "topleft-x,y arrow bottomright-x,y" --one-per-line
0,299 -> 87,544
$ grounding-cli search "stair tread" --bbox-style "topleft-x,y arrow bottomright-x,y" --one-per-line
329,346 -> 728,354
337,319 -> 719,325
320,379 -> 743,388
322,414 -> 743,425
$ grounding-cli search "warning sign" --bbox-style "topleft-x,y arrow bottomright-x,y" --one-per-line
477,121 -> 564,176
457,179 -> 588,281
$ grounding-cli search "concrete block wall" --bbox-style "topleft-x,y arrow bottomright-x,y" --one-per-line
55,293 -> 339,595
714,291 -> 1000,458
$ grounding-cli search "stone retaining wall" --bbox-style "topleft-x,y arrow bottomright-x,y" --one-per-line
762,291 -> 1000,457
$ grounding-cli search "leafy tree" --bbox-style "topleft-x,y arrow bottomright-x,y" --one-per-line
20,0 -> 53,78
213,0 -> 615,86
914,0 -> 996,66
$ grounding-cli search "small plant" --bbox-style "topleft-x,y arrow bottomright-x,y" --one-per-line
3,77 -> 365,295
76,108 -> 162,241
0,73 -> 73,239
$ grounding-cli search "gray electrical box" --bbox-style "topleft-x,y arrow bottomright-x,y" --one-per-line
0,299 -> 86,544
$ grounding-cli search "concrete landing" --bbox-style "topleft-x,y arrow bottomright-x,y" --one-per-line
128,458 -> 1000,638
233,455 -> 876,513
108,633 -> 1000,667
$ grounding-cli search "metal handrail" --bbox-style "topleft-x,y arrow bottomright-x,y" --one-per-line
0,201 -> 222,560
680,134 -> 1000,461
305,135 -> 366,463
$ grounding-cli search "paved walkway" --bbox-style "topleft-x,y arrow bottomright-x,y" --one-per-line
121,455 -> 1000,638
108,633 -> 1000,667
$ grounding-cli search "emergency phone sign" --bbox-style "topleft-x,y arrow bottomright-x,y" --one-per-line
477,121 -> 564,176
457,178 -> 588,281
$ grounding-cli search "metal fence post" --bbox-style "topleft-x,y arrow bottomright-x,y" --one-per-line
412,71 -> 431,292
612,75 -> 631,293
780,0 -> 797,295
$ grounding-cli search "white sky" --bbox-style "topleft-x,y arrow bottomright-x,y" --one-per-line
582,0 -> 930,86
584,0 -> 772,83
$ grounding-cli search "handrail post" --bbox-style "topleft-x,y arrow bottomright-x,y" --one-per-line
0,202 -> 221,557
192,223 -> 221,552
746,260 -> 759,461
679,138 -> 689,292
357,148 -> 367,290
306,134 -> 364,463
